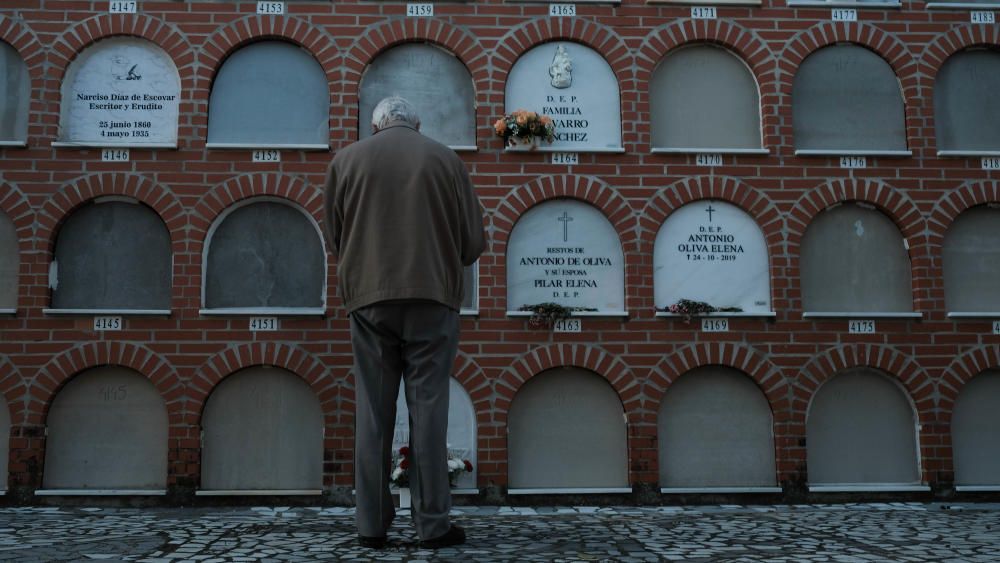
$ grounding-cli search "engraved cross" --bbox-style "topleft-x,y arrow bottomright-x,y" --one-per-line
558,211 -> 574,242
705,205 -> 716,222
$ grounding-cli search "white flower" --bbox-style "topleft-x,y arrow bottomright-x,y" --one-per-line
448,459 -> 461,470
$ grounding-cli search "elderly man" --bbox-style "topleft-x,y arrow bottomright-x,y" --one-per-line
324,97 -> 486,549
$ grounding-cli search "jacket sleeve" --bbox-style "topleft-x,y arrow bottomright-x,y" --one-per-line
457,163 -> 487,266
323,160 -> 341,258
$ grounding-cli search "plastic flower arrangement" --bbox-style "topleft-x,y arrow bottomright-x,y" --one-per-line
390,446 -> 473,488
519,302 -> 597,329
494,109 -> 556,148
658,298 -> 742,322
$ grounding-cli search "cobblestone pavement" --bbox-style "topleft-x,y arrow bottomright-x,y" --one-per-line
0,503 -> 998,562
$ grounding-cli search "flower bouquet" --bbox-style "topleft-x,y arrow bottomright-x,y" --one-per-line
519,302 -> 597,329
494,109 -> 556,148
390,446 -> 473,488
657,298 -> 742,322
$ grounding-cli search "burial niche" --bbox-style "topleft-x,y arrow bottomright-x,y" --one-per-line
654,200 -> 770,313
952,370 -> 1000,486
934,49 -> 1000,153
58,37 -> 180,147
793,45 -> 906,153
208,41 -> 329,147
51,200 -> 171,311
44,366 -> 168,490
202,367 -> 323,491
0,41 -> 29,143
505,42 -> 622,152
204,200 -> 325,310
800,203 -> 912,312
0,212 -> 17,310
393,378 -> 477,489
943,206 -> 1000,313
359,43 -> 475,148
806,367 -> 920,486
508,367 -> 628,489
462,263 -> 477,312
650,45 -> 762,151
507,199 -> 625,313
658,366 -> 776,488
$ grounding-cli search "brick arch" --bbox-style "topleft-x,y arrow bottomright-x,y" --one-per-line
638,175 -> 784,255
48,14 -> 195,85
190,173 -> 325,252
194,14 -> 340,143
794,344 -> 934,428
785,179 -> 929,311
635,20 -> 778,147
494,343 -> 641,425
27,342 -> 186,426
35,173 -> 186,255
777,23 -> 920,152
490,175 -> 636,312
188,342 -> 341,423
0,355 -> 27,428
0,181 -> 35,256
938,346 -> 1000,424
927,180 -> 1000,246
339,19 -> 489,145
920,25 -> 1000,82
0,15 -> 46,139
646,342 -> 789,417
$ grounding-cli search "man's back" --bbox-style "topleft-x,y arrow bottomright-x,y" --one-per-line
325,123 -> 485,312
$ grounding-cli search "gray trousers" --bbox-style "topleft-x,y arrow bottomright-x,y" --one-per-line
350,301 -> 459,540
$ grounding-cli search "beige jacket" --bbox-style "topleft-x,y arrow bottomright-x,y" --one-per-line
324,123 -> 487,312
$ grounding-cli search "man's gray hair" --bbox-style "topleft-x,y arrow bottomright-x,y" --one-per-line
372,96 -> 420,130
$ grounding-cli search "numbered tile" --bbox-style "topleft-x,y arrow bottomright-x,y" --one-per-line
551,152 -> 579,165
701,318 -> 729,333
108,1 -> 137,13
993,320 -> 1000,335
257,1 -> 285,14
553,318 -> 582,333
840,156 -> 867,169
549,4 -> 577,16
696,153 -> 723,167
101,148 -> 130,162
249,317 -> 279,332
848,319 -> 876,334
407,3 -> 434,16
971,11 -> 996,24
252,149 -> 281,163
93,316 -> 123,331
691,7 -> 717,19
832,9 -> 857,22
982,157 -> 1000,170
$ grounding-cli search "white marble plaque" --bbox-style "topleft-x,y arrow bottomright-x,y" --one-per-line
507,200 -> 625,312
505,42 -> 622,152
654,200 -> 770,312
59,37 -> 180,147
393,378 -> 477,489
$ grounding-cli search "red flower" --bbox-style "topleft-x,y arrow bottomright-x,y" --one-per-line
399,446 -> 410,457
463,460 -> 473,472
401,459 -> 410,470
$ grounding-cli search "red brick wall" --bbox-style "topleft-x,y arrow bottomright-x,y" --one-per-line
1,0 -> 998,500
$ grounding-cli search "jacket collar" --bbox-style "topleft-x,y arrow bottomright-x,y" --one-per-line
374,121 -> 418,134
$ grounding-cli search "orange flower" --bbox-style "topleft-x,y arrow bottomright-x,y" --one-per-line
515,113 -> 527,125
540,115 -> 552,125
494,118 -> 507,135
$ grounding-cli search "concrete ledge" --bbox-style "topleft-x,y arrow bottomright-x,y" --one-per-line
204,143 -> 328,151
661,487 -> 783,494
656,312 -> 776,318
507,311 -> 629,318
43,309 -> 170,316
955,486 -> 1000,492
808,485 -> 930,493
938,150 -> 1000,156
802,312 -> 923,319
199,308 -> 325,317
508,487 -> 632,495
35,489 -> 167,496
947,312 -> 1000,319
794,149 -> 911,157
0,141 -> 27,148
196,490 -> 322,496
651,148 -> 769,155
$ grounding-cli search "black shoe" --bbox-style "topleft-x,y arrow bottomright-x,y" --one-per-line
419,524 -> 466,549
358,535 -> 387,549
